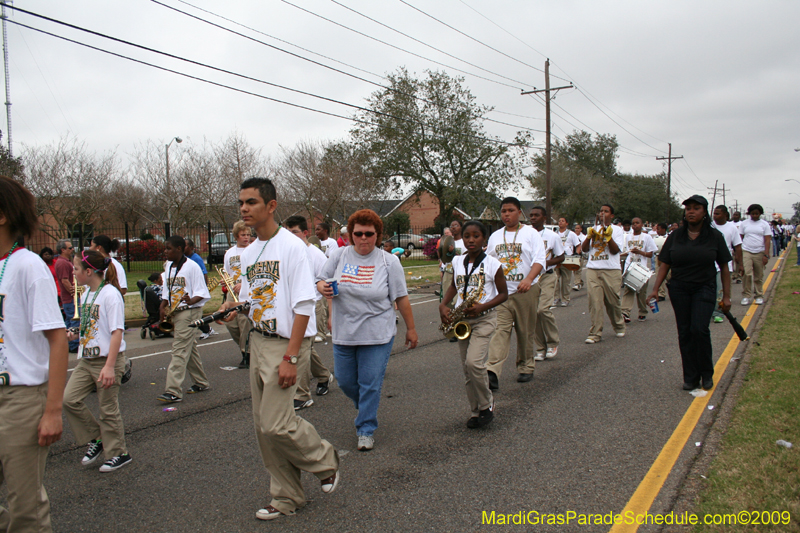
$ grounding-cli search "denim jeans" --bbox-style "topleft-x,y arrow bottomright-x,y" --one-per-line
667,279 -> 717,386
333,337 -> 394,437
772,237 -> 780,257
711,271 -> 724,319
61,301 -> 80,351
796,245 -> 800,266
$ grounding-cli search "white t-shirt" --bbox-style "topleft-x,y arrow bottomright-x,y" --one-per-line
162,257 -> 210,310
319,238 -> 339,258
224,245 -> 248,299
441,238 -> 465,274
240,228 -> 316,338
0,248 -> 64,386
77,284 -> 126,359
739,219 -> 771,254
623,233 -> 658,270
452,254 -> 503,308
111,258 -> 127,291
486,224 -> 546,295
538,227 -> 565,273
305,242 -> 328,301
586,225 -> 625,270
712,221 -> 743,272
558,229 -> 582,256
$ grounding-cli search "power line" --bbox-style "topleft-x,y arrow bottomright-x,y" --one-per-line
679,157 -> 708,189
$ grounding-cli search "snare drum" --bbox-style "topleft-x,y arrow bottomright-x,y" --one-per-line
622,262 -> 653,292
562,255 -> 582,271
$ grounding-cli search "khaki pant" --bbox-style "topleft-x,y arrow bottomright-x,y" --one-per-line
225,310 -> 252,355
315,299 -> 329,338
742,250 -> 765,299
63,356 -> 127,459
586,268 -> 625,341
457,312 -> 496,416
486,284 -> 540,378
621,279 -> 650,317
574,256 -> 586,288
442,270 -> 455,309
295,340 -> 331,402
655,258 -> 670,299
165,308 -> 210,398
533,271 -> 560,352
0,383 -> 53,533
556,265 -> 573,302
249,334 -> 339,514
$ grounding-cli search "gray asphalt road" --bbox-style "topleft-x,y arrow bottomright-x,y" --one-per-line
32,263 -> 778,533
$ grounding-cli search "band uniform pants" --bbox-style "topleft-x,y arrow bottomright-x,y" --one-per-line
165,308 -> 210,398
486,283 -> 540,378
533,271 -> 560,352
457,311 -> 496,416
621,279 -> 650,317
742,250 -> 765,299
556,265 -> 573,302
586,268 -> 625,341
295,339 -> 331,402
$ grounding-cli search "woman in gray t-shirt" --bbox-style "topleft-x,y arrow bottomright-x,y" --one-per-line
317,210 -> 418,452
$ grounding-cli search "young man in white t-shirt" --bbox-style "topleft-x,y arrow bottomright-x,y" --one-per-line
485,198 -> 546,388
572,224 -> 586,290
223,220 -> 252,368
621,218 -> 658,322
285,215 -> 334,410
157,236 -> 212,403
219,177 -> 339,522
0,177 -> 68,531
315,222 -> 339,258
555,217 -> 581,306
712,205 -> 743,322
581,203 -> 626,343
739,204 -> 772,305
530,207 -> 565,360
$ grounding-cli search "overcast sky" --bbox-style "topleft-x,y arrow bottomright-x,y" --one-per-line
5,1 -> 800,218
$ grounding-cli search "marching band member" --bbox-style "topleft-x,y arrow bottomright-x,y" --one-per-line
485,198 -> 545,388
0,176 -> 68,531
711,206 -> 743,323
555,217 -> 581,306
63,250 -> 131,472
738,204 -> 772,306
220,177 -> 340,521
653,223 -> 670,300
313,222 -> 337,340
185,239 -> 218,340
439,221 -> 507,428
529,207 -> 565,361
157,236 -> 211,403
621,218 -> 658,323
284,215 -> 333,410
572,224 -> 586,291
314,222 -> 338,258
581,204 -> 626,343
223,221 -> 252,368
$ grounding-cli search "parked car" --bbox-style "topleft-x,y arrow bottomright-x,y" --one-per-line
209,233 -> 233,264
393,233 -> 428,250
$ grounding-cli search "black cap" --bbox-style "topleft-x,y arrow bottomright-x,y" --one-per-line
682,194 -> 708,208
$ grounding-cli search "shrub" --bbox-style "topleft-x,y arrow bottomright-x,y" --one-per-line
140,232 -> 155,240
423,237 -> 440,260
124,239 -> 165,261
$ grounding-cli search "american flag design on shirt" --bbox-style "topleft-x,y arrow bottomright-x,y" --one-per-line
340,263 -> 375,285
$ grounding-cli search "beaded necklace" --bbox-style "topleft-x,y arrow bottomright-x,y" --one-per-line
79,280 -> 105,339
245,225 -> 281,279
0,241 -> 20,290
502,223 -> 520,262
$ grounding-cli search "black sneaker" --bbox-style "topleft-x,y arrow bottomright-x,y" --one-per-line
294,399 -> 314,410
186,384 -> 210,394
238,353 -> 250,369
121,359 -> 132,384
81,439 -> 104,466
316,374 -> 334,396
467,402 -> 494,429
99,453 -> 132,473
157,392 -> 182,403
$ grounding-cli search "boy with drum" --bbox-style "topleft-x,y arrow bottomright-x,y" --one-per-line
621,218 -> 658,322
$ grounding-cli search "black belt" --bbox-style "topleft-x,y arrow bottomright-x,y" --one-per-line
251,328 -> 286,340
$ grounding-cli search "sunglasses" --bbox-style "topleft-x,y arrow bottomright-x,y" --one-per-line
353,231 -> 376,238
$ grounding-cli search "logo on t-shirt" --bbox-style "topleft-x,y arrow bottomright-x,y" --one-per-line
79,304 -> 102,358
495,243 -> 523,280
229,256 -> 242,281
247,260 -> 279,331
341,263 -> 375,286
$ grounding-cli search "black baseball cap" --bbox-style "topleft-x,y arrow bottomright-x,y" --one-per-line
682,194 -> 708,208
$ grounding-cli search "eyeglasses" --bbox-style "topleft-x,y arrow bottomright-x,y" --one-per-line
353,231 -> 375,238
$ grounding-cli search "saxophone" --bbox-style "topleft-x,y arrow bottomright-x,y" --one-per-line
439,264 -> 485,340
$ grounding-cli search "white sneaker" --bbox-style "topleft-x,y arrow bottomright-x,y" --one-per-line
534,351 -> 545,361
545,347 -> 558,359
560,301 -> 568,307
357,435 -> 374,451
199,332 -> 211,340
208,328 -> 219,336
616,332 -> 625,338
584,338 -> 596,344
314,335 -> 324,343
741,298 -> 751,306
754,297 -> 764,305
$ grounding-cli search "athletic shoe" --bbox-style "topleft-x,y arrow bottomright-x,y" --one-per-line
99,453 -> 132,473
121,359 -> 132,384
560,301 -> 569,307
199,332 -> 211,340
157,392 -> 182,403
616,332 -> 626,338
713,316 -> 724,323
517,373 -> 533,383
314,335 -> 324,343
326,332 -> 332,337
572,285 -> 580,291
238,354 -> 250,369
545,346 -> 558,359
638,315 -> 647,322
735,279 -> 742,284
209,328 -> 218,336
534,351 -> 545,362
467,401 -> 494,429
584,338 -> 596,344
741,298 -> 751,306
294,399 -> 314,411
321,471 -> 340,494
316,374 -> 334,396
357,435 -> 374,451
554,299 -> 561,306
81,439 -> 104,466
255,505 -> 286,521
186,384 -> 210,394
702,376 -> 714,390
754,297 -> 764,305
622,313 -> 631,324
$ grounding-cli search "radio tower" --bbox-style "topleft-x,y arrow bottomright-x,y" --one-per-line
2,2 -> 12,156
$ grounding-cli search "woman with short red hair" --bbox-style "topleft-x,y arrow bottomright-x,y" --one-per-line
317,209 -> 417,451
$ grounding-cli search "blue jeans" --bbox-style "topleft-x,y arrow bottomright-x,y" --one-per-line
796,245 -> 800,266
61,301 -> 80,351
772,237 -> 780,257
333,337 -> 394,437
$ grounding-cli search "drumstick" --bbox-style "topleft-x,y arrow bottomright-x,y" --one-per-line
721,308 -> 749,341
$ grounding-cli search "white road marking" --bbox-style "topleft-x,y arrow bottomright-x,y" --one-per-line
67,339 -> 233,372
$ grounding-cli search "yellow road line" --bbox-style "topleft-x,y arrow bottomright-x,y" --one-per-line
609,250 -> 786,532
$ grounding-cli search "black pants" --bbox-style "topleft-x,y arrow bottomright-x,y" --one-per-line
667,279 -> 717,386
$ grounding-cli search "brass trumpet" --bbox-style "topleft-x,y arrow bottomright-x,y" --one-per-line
158,295 -> 184,333
72,285 -> 85,320
215,265 -> 239,302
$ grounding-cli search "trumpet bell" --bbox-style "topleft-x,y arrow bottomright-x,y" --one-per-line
158,319 -> 174,333
453,321 -> 471,340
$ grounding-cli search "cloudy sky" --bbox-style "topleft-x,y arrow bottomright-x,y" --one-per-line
5,1 -> 800,217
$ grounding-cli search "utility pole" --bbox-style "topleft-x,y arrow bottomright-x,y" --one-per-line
1,2 -> 12,156
656,143 -> 683,222
521,59 -> 572,222
707,180 -> 719,210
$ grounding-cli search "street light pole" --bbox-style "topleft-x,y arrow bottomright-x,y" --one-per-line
165,136 -> 182,225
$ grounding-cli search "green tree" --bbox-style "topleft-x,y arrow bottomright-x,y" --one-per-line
349,68 -> 527,227
382,211 -> 410,235
0,132 -> 23,179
